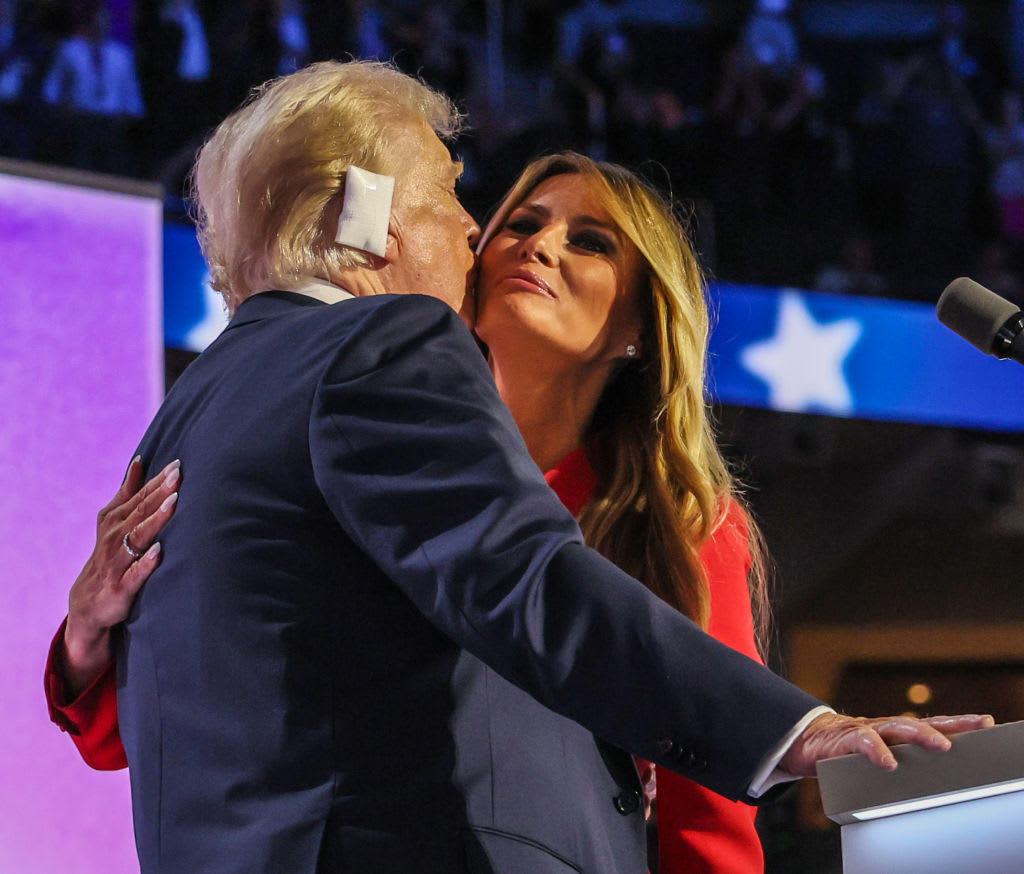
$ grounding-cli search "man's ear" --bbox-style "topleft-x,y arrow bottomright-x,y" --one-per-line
381,222 -> 400,264
355,223 -> 398,269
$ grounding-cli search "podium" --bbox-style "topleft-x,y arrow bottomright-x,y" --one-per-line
817,720 -> 1024,873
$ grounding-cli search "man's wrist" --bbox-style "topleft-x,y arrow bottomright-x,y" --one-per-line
748,705 -> 835,798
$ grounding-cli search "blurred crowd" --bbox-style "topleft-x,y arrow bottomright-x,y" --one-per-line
2,0 -> 1024,303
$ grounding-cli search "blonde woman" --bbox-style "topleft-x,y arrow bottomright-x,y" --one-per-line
473,152 -> 768,872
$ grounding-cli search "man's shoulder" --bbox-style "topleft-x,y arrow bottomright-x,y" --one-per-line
215,291 -> 478,383
237,291 -> 461,336
301,292 -> 459,325
353,292 -> 459,319
318,293 -> 470,345
316,293 -> 480,374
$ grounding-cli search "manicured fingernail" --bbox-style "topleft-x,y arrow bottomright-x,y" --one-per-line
160,458 -> 181,476
145,542 -> 161,560
161,492 -> 178,512
164,466 -> 181,489
124,456 -> 144,483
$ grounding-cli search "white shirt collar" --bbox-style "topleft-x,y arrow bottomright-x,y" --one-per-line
283,276 -> 355,305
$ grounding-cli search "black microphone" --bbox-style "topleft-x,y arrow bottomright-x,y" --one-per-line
936,277 -> 1024,365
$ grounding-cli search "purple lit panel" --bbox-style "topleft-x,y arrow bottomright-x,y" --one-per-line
0,163 -> 162,873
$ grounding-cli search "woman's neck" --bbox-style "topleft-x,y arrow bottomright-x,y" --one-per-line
489,346 -> 615,474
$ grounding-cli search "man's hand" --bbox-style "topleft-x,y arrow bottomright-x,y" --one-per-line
781,712 -> 997,777
60,458 -> 181,697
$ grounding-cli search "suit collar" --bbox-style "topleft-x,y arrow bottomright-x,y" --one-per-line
225,276 -> 356,331
225,291 -> 326,331
288,277 -> 355,305
227,279 -> 356,330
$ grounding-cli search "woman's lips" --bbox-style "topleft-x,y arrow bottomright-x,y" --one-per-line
505,268 -> 555,298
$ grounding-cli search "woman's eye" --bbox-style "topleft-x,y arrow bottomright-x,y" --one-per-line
505,217 -> 540,235
573,233 -> 611,254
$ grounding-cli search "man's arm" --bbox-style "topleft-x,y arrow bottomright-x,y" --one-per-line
309,294 -> 821,801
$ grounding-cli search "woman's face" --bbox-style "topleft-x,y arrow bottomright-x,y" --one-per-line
475,173 -> 643,367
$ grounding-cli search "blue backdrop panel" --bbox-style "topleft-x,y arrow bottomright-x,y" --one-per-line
709,284 -> 1024,432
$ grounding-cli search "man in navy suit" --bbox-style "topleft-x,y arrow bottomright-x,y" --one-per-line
90,61 -> 983,873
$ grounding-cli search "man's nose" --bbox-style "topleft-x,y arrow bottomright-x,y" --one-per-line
462,208 -> 481,248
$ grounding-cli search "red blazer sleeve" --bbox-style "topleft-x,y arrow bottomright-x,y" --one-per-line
545,452 -> 764,874
656,499 -> 763,874
44,618 -> 128,770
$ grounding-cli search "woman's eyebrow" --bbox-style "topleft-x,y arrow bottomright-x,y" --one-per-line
516,203 -> 610,228
575,215 -> 615,230
515,201 -> 551,217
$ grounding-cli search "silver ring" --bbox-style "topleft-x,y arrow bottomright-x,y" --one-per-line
123,531 -> 145,560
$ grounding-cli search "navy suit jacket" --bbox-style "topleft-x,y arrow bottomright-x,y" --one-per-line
116,291 -> 820,873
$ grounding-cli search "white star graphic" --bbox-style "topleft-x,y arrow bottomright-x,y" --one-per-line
184,272 -> 230,352
740,291 -> 863,414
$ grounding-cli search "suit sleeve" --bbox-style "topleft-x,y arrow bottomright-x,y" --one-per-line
44,619 -> 127,770
308,294 -> 822,801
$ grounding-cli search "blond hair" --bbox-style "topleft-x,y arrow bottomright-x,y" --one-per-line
480,152 -> 770,648
191,60 -> 463,312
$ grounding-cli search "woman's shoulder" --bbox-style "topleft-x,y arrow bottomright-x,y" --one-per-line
703,496 -> 750,565
700,496 -> 761,662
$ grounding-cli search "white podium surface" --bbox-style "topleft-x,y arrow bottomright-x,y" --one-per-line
817,720 -> 1024,874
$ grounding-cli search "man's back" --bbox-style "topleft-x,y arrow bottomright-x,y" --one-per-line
117,291 -> 650,873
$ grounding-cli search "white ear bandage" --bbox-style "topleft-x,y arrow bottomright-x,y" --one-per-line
335,165 -> 395,258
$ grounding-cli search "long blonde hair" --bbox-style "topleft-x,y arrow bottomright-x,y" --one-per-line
480,152 -> 770,647
191,60 -> 463,312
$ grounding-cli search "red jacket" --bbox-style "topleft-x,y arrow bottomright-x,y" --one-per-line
545,448 -> 764,874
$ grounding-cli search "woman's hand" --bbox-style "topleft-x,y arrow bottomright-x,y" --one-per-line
781,712 -> 996,777
60,458 -> 181,697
